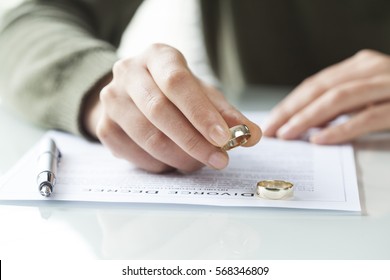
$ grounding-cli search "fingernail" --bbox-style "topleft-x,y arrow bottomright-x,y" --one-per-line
277,124 -> 294,139
209,125 -> 230,147
208,151 -> 228,169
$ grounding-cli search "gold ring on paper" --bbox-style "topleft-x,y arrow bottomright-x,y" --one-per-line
222,124 -> 251,151
256,180 -> 294,200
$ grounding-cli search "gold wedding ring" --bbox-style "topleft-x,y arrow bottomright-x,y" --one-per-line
222,124 -> 251,151
256,180 -> 294,200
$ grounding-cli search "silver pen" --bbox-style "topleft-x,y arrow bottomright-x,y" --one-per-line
36,138 -> 61,197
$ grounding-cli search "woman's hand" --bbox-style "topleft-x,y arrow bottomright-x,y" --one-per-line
84,44 -> 261,173
264,49 -> 390,144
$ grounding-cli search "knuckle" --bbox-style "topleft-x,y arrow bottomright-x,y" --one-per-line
145,94 -> 169,120
182,133 -> 202,154
99,85 -> 116,104
146,44 -> 190,89
301,76 -> 315,86
300,76 -> 326,96
327,87 -> 350,104
164,68 -> 190,89
112,59 -> 128,76
186,101 -> 208,122
147,43 -> 186,62
143,130 -> 167,152
355,49 -> 390,69
355,49 -> 378,59
147,43 -> 170,53
169,48 -> 186,63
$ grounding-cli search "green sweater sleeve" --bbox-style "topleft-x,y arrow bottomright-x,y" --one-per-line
0,0 -> 142,135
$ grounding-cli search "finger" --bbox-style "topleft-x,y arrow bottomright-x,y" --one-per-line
275,75 -> 390,139
115,64 -> 229,170
96,115 -> 173,173
205,84 -> 262,147
263,57 -> 357,136
310,102 -> 390,144
263,50 -> 390,136
113,106 -> 205,173
263,80 -> 326,137
144,44 -> 231,147
100,84 -> 205,172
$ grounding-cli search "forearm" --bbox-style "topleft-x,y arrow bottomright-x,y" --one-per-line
0,0 -> 140,135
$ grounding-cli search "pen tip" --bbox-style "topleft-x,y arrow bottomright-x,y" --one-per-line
40,185 -> 52,197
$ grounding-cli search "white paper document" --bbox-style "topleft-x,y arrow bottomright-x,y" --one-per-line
0,114 -> 360,211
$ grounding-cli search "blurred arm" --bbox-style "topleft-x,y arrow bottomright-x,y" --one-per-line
0,0 -> 142,136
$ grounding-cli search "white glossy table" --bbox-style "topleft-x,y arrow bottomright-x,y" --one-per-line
1,87 -> 390,260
